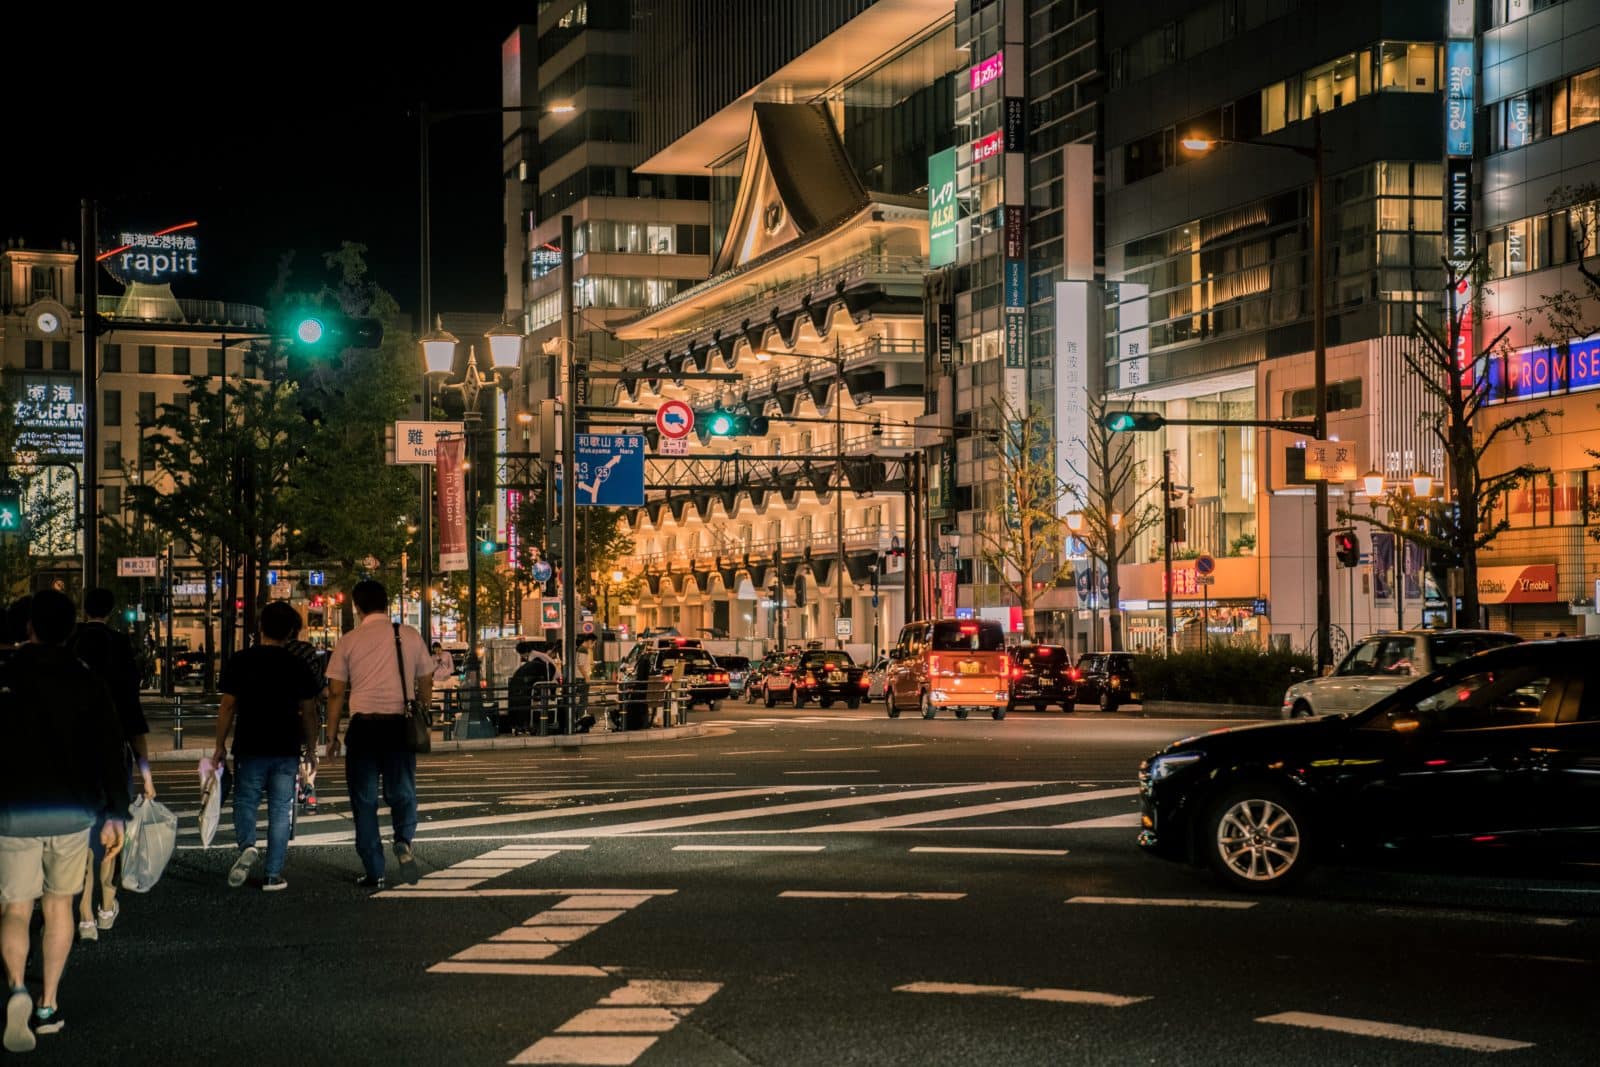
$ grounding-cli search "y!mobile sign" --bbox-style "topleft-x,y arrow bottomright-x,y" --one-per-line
970,52 -> 1003,92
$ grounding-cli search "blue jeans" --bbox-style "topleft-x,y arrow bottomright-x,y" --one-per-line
344,717 -> 417,879
233,756 -> 298,878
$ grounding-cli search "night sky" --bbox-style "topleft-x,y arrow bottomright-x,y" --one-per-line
3,7 -> 532,322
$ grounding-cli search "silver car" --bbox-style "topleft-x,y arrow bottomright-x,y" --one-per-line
864,655 -> 892,700
1281,629 -> 1520,718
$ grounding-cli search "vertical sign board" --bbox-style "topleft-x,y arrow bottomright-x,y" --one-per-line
927,147 -> 958,268
1446,0 -> 1474,38
1004,259 -> 1027,311
1003,97 -> 1025,152
1445,40 -> 1474,158
1003,311 -> 1027,371
1003,207 -> 1026,260
436,436 -> 468,572
1054,281 -> 1091,514
1445,159 -> 1473,266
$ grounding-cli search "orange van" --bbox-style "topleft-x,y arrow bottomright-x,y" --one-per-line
883,618 -> 1011,720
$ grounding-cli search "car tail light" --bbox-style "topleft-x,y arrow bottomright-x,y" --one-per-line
859,677 -> 871,688
1069,668 -> 1082,681
824,662 -> 836,671
1011,666 -> 1025,679
708,672 -> 729,683
959,623 -> 977,634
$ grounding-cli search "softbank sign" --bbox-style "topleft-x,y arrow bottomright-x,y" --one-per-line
970,52 -> 1003,92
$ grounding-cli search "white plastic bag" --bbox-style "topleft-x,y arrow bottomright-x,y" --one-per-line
196,758 -> 224,848
120,796 -> 178,893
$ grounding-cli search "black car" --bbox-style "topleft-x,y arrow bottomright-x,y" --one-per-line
620,642 -> 731,710
763,649 -> 867,708
1007,644 -> 1072,712
1138,639 -> 1600,892
1070,651 -> 1139,711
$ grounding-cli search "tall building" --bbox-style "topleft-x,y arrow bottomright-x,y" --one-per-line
500,2 -> 713,414
1097,1 -> 1454,653
1471,0 -> 1600,636
612,1 -> 960,653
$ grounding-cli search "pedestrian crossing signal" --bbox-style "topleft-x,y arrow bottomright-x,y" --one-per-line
0,481 -> 23,537
1334,531 -> 1360,567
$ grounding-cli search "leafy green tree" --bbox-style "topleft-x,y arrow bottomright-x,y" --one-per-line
278,243 -> 418,626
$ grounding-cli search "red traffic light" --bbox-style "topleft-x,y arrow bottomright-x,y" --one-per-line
1334,531 -> 1360,568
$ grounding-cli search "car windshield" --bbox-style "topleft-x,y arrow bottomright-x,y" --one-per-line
1015,647 -> 1062,664
931,621 -> 1005,651
657,649 -> 714,667
1430,633 -> 1519,668
802,651 -> 854,667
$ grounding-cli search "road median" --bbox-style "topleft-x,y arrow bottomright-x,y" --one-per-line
149,722 -> 709,763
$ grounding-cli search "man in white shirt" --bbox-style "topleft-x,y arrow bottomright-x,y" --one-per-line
322,580 -> 432,889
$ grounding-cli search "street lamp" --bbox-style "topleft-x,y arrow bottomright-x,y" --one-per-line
1184,113 -> 1330,669
428,335 -> 521,661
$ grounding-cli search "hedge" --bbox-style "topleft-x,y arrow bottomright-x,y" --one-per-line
1132,646 -> 1314,707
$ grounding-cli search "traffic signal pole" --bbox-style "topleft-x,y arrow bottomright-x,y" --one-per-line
81,198 -> 99,591
560,214 -> 578,686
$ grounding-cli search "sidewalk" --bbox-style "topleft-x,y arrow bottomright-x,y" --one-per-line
144,716 -> 708,762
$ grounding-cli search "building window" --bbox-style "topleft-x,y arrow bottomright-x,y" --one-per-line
1283,379 -> 1363,418
51,342 -> 71,371
24,341 -> 43,370
207,348 -> 225,376
138,345 -> 157,374
30,266 -> 56,301
102,343 -> 122,372
172,347 -> 190,375
137,391 -> 157,424
104,390 -> 121,426
103,486 -> 120,516
103,441 -> 122,472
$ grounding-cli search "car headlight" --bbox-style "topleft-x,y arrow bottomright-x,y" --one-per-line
1147,751 -> 1205,781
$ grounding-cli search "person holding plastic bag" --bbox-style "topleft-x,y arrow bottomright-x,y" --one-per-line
211,602 -> 322,892
0,591 -> 129,1051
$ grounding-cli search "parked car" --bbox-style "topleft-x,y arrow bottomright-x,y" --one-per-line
1281,629 -> 1521,718
619,639 -> 729,711
884,618 -> 1010,720
1070,652 -> 1139,712
1007,644 -> 1072,712
1138,638 -> 1599,892
767,649 -> 868,708
715,654 -> 753,699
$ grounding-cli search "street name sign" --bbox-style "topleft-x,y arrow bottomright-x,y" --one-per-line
117,557 -> 160,578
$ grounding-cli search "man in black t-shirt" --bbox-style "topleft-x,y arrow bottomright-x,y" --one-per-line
212,602 -> 320,891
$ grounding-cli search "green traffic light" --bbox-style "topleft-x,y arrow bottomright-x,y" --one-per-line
1107,412 -> 1136,432
295,317 -> 326,345
708,411 -> 736,435
479,540 -> 497,556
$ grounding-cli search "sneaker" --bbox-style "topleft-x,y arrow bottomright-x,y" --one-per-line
228,846 -> 258,888
31,1006 -> 64,1036
96,903 -> 120,930
4,988 -> 34,1054
393,841 -> 419,886
262,876 -> 288,892
354,874 -> 386,890
77,920 -> 99,942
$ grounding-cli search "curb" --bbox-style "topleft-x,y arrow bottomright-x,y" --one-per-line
1134,700 -> 1276,721
149,722 -> 709,763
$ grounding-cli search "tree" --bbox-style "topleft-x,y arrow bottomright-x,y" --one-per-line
508,494 -> 636,609
280,243 -> 418,623
1063,391 -> 1162,651
973,402 -> 1074,639
1340,254 -> 1555,625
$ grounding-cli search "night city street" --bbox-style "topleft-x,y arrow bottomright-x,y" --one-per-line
21,708 -> 1596,1066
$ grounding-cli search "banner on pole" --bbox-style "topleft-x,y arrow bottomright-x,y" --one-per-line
436,436 -> 468,572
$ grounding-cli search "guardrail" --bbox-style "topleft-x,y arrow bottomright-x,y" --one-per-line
143,678 -> 704,749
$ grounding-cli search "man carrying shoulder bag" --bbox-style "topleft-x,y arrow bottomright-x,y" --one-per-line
321,581 -> 433,890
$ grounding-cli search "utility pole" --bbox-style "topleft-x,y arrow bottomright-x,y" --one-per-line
834,342 -> 847,649
418,104 -> 434,645
1311,110 -> 1332,672
81,198 -> 99,590
1162,450 -> 1174,655
560,214 -> 578,685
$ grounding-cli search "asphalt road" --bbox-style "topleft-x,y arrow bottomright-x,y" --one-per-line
13,703 -> 1597,1066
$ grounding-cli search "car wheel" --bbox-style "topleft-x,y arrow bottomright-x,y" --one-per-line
1035,703 -> 1048,714
847,696 -> 861,710
887,692 -> 900,718
920,692 -> 936,720
764,688 -> 776,708
992,707 -> 1006,720
1204,783 -> 1311,893
954,708 -> 969,720
708,701 -> 720,713
1099,690 -> 1117,713
1290,700 -> 1314,719
792,687 -> 806,708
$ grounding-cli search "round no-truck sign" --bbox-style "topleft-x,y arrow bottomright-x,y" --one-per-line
1195,554 -> 1216,576
655,400 -> 694,439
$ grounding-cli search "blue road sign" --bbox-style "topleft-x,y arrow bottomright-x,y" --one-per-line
1195,554 -> 1216,576
531,560 -> 554,584
558,434 -> 646,507
308,570 -> 326,587
267,569 -> 279,586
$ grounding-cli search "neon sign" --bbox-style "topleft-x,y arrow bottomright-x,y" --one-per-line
99,220 -> 200,285
972,131 -> 1004,166
1486,337 -> 1600,402
970,52 -> 1003,93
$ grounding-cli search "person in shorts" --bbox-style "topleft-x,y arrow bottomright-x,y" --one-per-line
1,591 -> 130,1051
